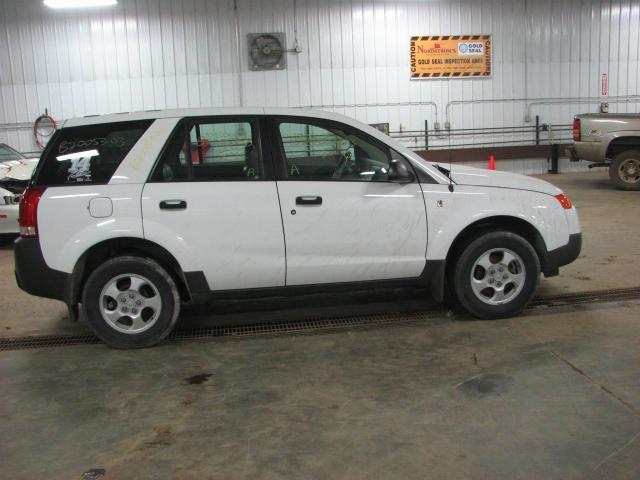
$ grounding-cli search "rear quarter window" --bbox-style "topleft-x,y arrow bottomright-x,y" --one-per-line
33,120 -> 153,186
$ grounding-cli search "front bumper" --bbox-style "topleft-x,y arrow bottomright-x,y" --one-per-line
543,233 -> 582,276
14,236 -> 70,302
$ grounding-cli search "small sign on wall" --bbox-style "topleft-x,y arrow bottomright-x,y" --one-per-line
369,123 -> 390,135
410,35 -> 492,79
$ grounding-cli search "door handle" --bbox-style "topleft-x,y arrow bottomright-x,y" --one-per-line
159,200 -> 187,210
296,196 -> 322,205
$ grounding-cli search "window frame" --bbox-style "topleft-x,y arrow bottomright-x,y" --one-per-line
31,119 -> 154,188
147,115 -> 272,183
0,143 -> 26,162
267,116 -> 416,183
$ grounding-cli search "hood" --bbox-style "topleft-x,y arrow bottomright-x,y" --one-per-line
0,160 -> 36,182
439,163 -> 562,196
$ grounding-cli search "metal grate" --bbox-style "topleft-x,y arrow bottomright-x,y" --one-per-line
1,286 -> 639,352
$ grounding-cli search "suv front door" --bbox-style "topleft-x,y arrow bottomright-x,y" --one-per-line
142,116 -> 286,291
270,117 -> 428,286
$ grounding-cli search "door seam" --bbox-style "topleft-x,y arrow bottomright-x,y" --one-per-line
274,180 -> 288,286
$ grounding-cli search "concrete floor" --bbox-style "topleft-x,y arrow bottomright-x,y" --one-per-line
1,169 -> 639,479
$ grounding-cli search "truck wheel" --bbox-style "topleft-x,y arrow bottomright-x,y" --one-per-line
609,150 -> 640,190
453,232 -> 540,319
82,256 -> 180,348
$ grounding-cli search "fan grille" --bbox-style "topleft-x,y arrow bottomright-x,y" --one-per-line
247,32 -> 287,71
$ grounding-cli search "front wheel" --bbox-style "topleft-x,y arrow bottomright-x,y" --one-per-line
82,256 -> 180,348
453,232 -> 540,319
609,150 -> 640,190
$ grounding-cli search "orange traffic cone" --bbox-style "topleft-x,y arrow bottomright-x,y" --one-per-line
488,155 -> 496,170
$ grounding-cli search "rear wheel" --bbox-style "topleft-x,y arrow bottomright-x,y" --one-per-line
609,150 -> 640,190
453,231 -> 540,319
82,256 -> 180,348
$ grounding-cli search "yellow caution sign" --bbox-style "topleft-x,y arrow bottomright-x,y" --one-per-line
410,35 -> 492,79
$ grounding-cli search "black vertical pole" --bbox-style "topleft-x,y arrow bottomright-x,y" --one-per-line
535,115 -> 540,145
550,143 -> 559,174
424,120 -> 429,150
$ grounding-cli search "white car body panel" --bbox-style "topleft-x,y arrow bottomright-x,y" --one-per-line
420,184 -> 573,260
444,164 -> 563,196
0,186 -> 20,234
109,117 -> 181,184
0,161 -> 36,181
141,182 -> 286,290
30,107 -> 580,291
38,184 -> 144,273
276,181 -> 427,285
0,159 -> 36,235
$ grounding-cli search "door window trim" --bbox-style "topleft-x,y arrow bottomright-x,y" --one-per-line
147,115 -> 273,183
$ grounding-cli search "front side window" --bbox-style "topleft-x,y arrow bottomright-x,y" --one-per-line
152,119 -> 261,182
34,120 -> 152,186
278,121 -> 391,181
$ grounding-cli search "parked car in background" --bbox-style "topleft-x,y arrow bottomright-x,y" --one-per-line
570,113 -> 640,190
0,143 -> 27,163
0,147 -> 38,243
15,108 -> 581,348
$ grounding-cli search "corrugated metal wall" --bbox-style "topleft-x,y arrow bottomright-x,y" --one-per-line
1,0 -> 639,152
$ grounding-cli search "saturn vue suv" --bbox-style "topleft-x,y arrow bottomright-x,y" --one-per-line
15,108 -> 581,348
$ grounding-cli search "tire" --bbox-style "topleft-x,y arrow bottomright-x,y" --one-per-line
609,150 -> 640,190
453,231 -> 540,319
81,256 -> 180,348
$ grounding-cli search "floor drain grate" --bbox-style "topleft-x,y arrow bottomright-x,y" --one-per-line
1,286 -> 639,351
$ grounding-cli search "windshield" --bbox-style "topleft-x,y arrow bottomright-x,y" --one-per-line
0,144 -> 26,163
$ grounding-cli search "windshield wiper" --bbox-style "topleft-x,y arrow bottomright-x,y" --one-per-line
435,164 -> 451,178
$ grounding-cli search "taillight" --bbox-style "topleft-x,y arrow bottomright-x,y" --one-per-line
555,193 -> 572,209
572,118 -> 581,142
19,187 -> 46,237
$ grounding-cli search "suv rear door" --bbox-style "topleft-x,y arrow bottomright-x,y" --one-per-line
268,116 -> 428,286
141,116 -> 286,291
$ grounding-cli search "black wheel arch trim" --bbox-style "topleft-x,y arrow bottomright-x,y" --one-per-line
68,237 -> 204,306
15,236 -> 207,311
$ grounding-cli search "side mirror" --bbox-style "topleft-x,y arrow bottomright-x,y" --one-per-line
388,158 -> 414,184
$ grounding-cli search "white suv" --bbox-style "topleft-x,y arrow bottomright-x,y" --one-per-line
15,108 -> 581,348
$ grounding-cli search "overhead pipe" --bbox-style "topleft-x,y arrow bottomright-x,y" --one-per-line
445,98 -> 530,126
233,0 -> 244,107
301,101 -> 439,126
445,95 -> 640,127
526,95 -> 640,121
0,122 -> 32,131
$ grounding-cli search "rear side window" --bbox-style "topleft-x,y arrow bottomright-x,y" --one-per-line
150,118 -> 262,182
34,120 -> 152,186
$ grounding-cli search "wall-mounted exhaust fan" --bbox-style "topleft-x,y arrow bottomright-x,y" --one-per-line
248,33 -> 286,71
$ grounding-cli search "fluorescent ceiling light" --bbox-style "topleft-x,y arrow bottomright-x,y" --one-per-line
44,0 -> 117,8
57,149 -> 99,161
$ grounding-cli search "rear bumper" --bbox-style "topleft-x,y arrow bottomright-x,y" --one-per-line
567,146 -> 580,162
573,141 -> 605,163
542,233 -> 582,276
14,236 -> 70,302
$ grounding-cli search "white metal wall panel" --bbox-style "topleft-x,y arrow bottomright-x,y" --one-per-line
1,0 -> 640,152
